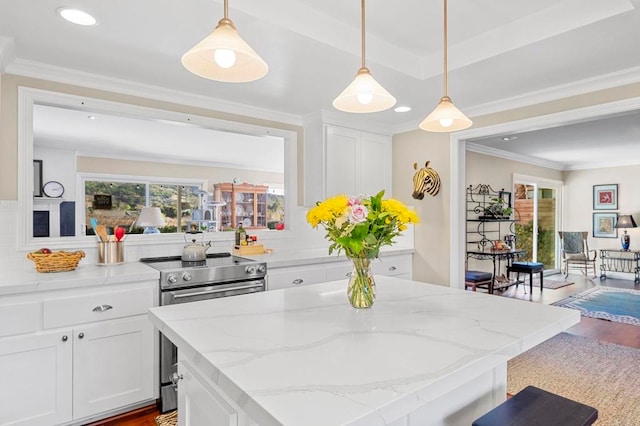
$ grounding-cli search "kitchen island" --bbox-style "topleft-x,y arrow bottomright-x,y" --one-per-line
148,276 -> 579,426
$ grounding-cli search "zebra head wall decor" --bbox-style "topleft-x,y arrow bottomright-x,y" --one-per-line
412,161 -> 441,199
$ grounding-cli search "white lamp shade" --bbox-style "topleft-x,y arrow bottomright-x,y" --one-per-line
419,96 -> 473,132
136,207 -> 165,227
182,18 -> 268,83
333,68 -> 396,113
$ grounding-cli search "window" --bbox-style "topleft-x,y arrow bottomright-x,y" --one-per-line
84,177 -> 204,235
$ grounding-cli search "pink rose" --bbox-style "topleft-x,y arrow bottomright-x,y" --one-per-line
349,204 -> 369,224
348,196 -> 362,206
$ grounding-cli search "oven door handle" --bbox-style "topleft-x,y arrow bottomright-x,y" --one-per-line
172,282 -> 264,299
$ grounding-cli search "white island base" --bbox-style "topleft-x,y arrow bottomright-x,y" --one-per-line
148,277 -> 579,426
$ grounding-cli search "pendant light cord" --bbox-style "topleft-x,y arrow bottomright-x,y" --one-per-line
361,0 -> 366,69
443,0 -> 448,96
224,0 -> 229,19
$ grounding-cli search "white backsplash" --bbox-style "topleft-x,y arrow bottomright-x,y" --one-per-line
0,202 -> 414,272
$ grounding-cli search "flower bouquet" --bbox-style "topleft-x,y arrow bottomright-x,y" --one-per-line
307,190 -> 419,308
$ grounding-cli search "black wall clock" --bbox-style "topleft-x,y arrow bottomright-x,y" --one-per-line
43,181 -> 65,198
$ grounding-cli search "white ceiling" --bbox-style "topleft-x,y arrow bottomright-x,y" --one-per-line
3,0 -> 640,169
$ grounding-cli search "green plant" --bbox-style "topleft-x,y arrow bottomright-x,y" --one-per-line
514,221 -> 555,268
483,197 -> 513,218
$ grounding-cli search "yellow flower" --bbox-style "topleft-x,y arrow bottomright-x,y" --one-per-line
306,194 -> 349,228
307,191 -> 419,259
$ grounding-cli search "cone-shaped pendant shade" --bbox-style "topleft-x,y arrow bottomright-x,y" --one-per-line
333,68 -> 396,113
420,0 -> 472,132
419,96 -> 472,132
182,18 -> 268,83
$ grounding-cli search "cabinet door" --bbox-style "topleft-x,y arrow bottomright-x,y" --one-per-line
73,316 -> 154,419
326,126 -> 358,197
0,331 -> 72,426
358,133 -> 391,196
178,361 -> 238,426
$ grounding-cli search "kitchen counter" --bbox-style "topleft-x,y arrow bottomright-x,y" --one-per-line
148,276 -> 579,425
2,261 -> 159,296
241,246 -> 414,268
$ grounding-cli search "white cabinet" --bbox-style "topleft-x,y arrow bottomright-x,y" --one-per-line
0,281 -> 157,426
177,360 -> 239,426
0,331 -> 72,426
267,253 -> 413,291
267,264 -> 326,291
325,126 -> 391,197
372,254 -> 413,279
73,316 -> 154,419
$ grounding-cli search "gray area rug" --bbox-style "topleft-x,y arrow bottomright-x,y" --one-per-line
508,332 -> 640,425
541,278 -> 574,289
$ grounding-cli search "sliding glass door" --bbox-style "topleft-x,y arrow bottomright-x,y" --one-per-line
513,175 -> 562,273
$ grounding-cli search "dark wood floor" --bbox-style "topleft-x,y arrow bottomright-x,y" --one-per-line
495,273 -> 640,349
90,273 -> 640,425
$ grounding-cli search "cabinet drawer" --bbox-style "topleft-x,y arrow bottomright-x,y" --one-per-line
267,265 -> 326,291
325,262 -> 353,282
372,255 -> 412,277
0,301 -> 40,337
43,286 -> 154,329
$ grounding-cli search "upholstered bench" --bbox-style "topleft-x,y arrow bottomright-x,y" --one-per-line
472,385 -> 598,426
507,261 -> 544,294
465,270 -> 493,292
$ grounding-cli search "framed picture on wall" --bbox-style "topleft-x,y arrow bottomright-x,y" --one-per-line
593,212 -> 618,238
593,184 -> 618,210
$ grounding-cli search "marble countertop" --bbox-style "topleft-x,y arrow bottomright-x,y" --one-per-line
1,247 -> 412,296
241,246 -> 414,268
148,277 -> 579,426
2,261 -> 159,296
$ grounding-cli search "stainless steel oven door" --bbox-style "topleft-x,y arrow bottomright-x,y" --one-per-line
158,278 -> 265,413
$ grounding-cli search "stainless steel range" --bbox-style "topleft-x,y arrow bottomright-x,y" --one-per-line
141,252 -> 267,413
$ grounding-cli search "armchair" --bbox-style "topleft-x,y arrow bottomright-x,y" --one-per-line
558,231 -> 597,278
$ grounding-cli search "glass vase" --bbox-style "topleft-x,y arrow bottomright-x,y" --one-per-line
347,257 -> 376,309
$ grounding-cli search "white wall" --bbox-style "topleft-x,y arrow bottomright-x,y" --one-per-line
564,165 -> 640,252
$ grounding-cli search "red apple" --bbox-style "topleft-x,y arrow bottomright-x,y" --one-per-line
40,248 -> 52,254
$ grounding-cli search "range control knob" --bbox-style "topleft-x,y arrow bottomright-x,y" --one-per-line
245,265 -> 257,274
167,274 -> 177,284
182,272 -> 192,282
257,265 -> 266,274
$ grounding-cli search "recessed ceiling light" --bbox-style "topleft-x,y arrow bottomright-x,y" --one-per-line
394,106 -> 412,113
502,136 -> 518,141
88,115 -> 96,120
57,7 -> 97,26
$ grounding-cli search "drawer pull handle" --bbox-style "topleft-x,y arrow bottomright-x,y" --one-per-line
388,266 -> 397,271
62,335 -> 68,342
292,278 -> 304,285
92,304 -> 113,312
78,332 -> 85,339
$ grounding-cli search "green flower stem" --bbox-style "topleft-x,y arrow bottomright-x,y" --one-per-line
347,257 -> 376,308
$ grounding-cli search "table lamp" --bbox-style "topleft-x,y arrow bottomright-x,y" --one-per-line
136,207 -> 164,234
615,214 -> 637,251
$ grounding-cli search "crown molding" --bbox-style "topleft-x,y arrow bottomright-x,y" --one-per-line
391,65 -> 640,135
6,58 -> 304,127
465,65 -> 640,118
304,109 -> 393,136
0,37 -> 16,72
465,142 -> 564,171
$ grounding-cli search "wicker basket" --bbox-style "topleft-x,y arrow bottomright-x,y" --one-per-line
27,250 -> 85,273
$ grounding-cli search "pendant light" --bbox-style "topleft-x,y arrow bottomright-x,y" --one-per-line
419,0 -> 472,132
333,0 -> 396,113
182,0 -> 268,83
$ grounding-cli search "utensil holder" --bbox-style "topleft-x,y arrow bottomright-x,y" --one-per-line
97,241 -> 124,265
